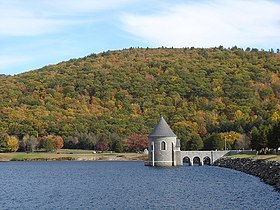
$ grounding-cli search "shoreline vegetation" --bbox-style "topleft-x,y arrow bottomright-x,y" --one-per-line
0,150 -> 279,162
0,149 -> 148,162
226,154 -> 280,162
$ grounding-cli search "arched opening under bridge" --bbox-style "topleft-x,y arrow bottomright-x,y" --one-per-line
183,156 -> 191,166
203,156 -> 211,165
193,156 -> 201,166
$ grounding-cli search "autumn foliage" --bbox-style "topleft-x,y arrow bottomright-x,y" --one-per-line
0,47 -> 279,152
125,134 -> 148,152
0,134 -> 19,152
6,136 -> 19,152
42,135 -> 64,152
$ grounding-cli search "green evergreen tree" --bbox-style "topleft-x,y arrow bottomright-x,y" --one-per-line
251,125 -> 269,151
187,134 -> 204,150
268,122 -> 280,150
43,137 -> 55,152
204,133 -> 224,150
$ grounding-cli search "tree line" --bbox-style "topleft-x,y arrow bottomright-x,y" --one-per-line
0,133 -> 64,152
0,132 -> 148,153
1,122 -> 279,153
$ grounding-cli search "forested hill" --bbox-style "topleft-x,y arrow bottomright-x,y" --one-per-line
0,47 -> 280,151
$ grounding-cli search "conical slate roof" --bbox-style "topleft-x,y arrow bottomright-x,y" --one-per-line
149,117 -> 177,137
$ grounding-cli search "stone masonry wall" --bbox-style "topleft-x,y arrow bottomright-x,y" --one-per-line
214,158 -> 280,191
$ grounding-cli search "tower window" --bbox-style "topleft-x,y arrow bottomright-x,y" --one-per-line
161,141 -> 166,150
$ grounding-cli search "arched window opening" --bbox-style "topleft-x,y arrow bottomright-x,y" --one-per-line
161,141 -> 166,150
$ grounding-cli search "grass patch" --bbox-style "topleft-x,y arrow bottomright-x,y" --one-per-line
57,149 -> 96,154
230,154 -> 280,162
0,151 -> 147,161
10,156 -> 76,161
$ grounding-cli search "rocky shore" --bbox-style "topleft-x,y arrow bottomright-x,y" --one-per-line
214,158 -> 280,191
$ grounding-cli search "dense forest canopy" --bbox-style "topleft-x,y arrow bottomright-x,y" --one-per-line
0,47 -> 279,152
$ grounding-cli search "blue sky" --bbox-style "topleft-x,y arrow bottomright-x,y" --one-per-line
1,0 -> 280,75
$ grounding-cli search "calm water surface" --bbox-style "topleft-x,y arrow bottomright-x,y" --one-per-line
0,161 -> 279,210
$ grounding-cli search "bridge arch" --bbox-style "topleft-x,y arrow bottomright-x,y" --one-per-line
203,156 -> 211,165
193,156 -> 201,166
180,151 -> 229,166
183,156 -> 192,166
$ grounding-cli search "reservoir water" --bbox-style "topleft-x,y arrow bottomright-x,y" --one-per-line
0,161 -> 279,210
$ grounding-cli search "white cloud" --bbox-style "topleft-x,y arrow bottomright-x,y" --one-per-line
48,0 -> 136,13
0,3 -> 76,36
0,17 -> 76,36
1,0 -> 279,75
121,0 -> 280,48
0,0 -> 136,36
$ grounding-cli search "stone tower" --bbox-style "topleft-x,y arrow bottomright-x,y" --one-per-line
146,117 -> 181,166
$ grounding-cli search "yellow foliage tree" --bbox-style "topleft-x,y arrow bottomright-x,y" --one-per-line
6,136 -> 19,152
270,112 -> 280,122
234,110 -> 243,121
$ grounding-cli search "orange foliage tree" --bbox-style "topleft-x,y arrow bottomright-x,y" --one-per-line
53,136 -> 64,150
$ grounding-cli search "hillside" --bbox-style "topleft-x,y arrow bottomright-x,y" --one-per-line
0,47 -> 279,151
